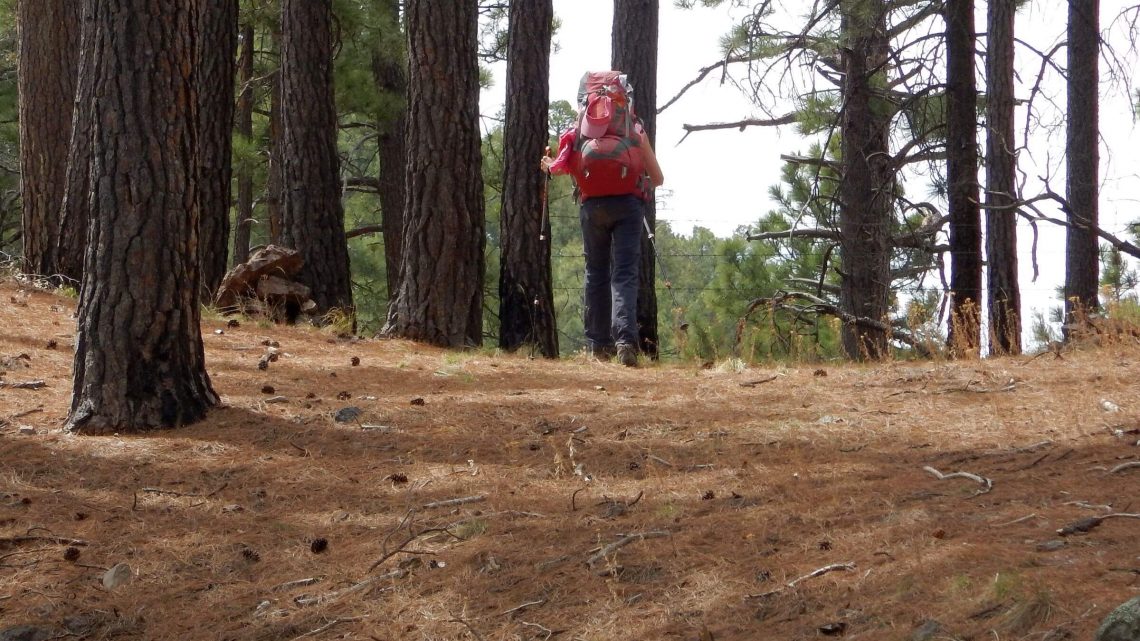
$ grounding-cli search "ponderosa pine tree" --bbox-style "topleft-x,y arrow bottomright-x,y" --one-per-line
985,0 -> 1021,355
67,0 -> 217,434
195,0 -> 238,298
55,0 -> 95,285
384,0 -> 484,347
612,0 -> 661,358
499,0 -> 557,357
372,0 -> 407,301
232,22 -> 255,267
279,0 -> 353,317
945,0 -> 982,355
1064,0 -> 1100,328
16,0 -> 79,280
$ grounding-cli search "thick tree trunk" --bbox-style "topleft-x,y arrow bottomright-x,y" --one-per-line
232,23 -> 256,267
17,0 -> 80,279
612,0 -> 660,359
945,0 -> 982,355
372,0 -> 407,302
385,0 -> 484,347
267,69 -> 284,245
838,0 -> 892,360
55,0 -> 95,285
67,0 -> 217,434
985,0 -> 1021,355
1064,0 -> 1100,328
195,0 -> 238,299
279,0 -> 354,317
499,0 -> 557,357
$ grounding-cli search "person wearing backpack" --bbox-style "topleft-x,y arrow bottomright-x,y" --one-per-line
541,71 -> 664,367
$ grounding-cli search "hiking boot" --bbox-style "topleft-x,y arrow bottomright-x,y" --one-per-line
616,344 -> 638,368
586,344 -> 616,361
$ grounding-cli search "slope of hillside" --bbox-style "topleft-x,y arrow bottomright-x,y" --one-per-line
1,281 -> 1138,640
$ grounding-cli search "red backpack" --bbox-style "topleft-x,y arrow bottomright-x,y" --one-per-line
571,71 -> 649,201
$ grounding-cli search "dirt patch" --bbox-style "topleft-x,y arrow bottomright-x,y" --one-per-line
1,281 -> 1138,640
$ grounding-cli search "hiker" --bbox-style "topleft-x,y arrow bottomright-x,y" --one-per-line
541,71 -> 664,367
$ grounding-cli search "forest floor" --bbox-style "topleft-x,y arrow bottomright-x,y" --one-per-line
1,280 -> 1138,641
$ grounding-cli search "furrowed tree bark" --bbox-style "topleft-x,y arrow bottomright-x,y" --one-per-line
55,0 -> 95,285
838,0 -> 892,360
499,0 -> 557,357
195,0 -> 238,299
612,0 -> 661,359
985,0 -> 1021,355
279,0 -> 354,318
385,0 -> 485,347
944,0 -> 982,355
1064,0 -> 1100,330
232,23 -> 255,267
67,0 -> 217,434
17,0 -> 80,280
372,0 -> 407,302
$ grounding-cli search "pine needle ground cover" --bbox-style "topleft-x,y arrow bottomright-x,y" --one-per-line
1,282 -> 1137,640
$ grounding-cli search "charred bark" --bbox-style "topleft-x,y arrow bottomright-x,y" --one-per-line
385,0 -> 484,347
67,0 -> 217,434
499,0 -> 557,357
985,0 -> 1021,355
1064,0 -> 1100,328
17,0 -> 80,279
278,0 -> 354,317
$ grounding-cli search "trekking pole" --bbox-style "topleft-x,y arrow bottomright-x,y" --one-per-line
641,215 -> 687,331
539,146 -> 552,241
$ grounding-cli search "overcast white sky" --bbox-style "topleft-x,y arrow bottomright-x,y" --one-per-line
482,1 -> 1140,339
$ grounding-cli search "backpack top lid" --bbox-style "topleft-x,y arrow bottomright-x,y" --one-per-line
576,71 -> 636,140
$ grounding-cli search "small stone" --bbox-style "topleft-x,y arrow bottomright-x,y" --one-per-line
264,396 -> 288,404
334,407 -> 362,423
102,562 -> 132,590
0,625 -> 57,641
1036,540 -> 1067,552
214,329 -> 224,335
17,426 -> 35,435
912,619 -> 942,641
1100,399 -> 1121,412
1096,596 -> 1140,641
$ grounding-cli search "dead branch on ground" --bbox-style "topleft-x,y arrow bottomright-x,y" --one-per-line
1109,461 -> 1140,474
289,616 -> 365,640
923,466 -> 993,496
294,569 -> 404,606
1057,513 -> 1140,537
421,495 -> 486,510
747,562 -> 857,599
586,531 -> 670,567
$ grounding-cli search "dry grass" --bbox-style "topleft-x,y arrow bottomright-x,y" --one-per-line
1,281 -> 1138,640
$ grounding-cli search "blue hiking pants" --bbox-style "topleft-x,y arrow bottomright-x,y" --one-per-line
580,194 -> 644,351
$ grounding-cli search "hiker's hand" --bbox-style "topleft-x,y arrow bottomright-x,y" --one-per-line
540,155 -> 554,173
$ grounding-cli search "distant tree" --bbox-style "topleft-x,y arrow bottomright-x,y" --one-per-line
371,0 -> 407,300
944,0 -> 981,355
985,0 -> 1021,355
232,22 -> 256,267
279,0 -> 354,317
612,0 -> 661,358
837,0 -> 893,360
195,0 -> 238,297
1064,0 -> 1100,327
68,0 -> 217,434
17,0 -> 80,279
54,0 -> 94,284
499,0 -> 557,357
384,0 -> 484,347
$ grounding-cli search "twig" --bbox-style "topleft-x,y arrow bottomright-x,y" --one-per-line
139,483 -> 228,499
294,569 -> 404,606
1063,500 -> 1113,511
923,465 -> 993,496
571,488 -> 585,511
1057,513 -> 1140,537
421,495 -> 485,510
272,577 -> 322,592
739,376 -> 778,388
0,536 -> 88,548
367,528 -> 451,572
1108,461 -> 1140,474
500,599 -> 546,616
447,617 -> 486,641
289,616 -> 365,640
288,440 -> 310,457
992,514 -> 1043,527
586,531 -> 670,567
747,562 -> 857,599
0,380 -> 46,390
647,454 -> 674,467
9,407 -> 44,419
520,621 -> 555,641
